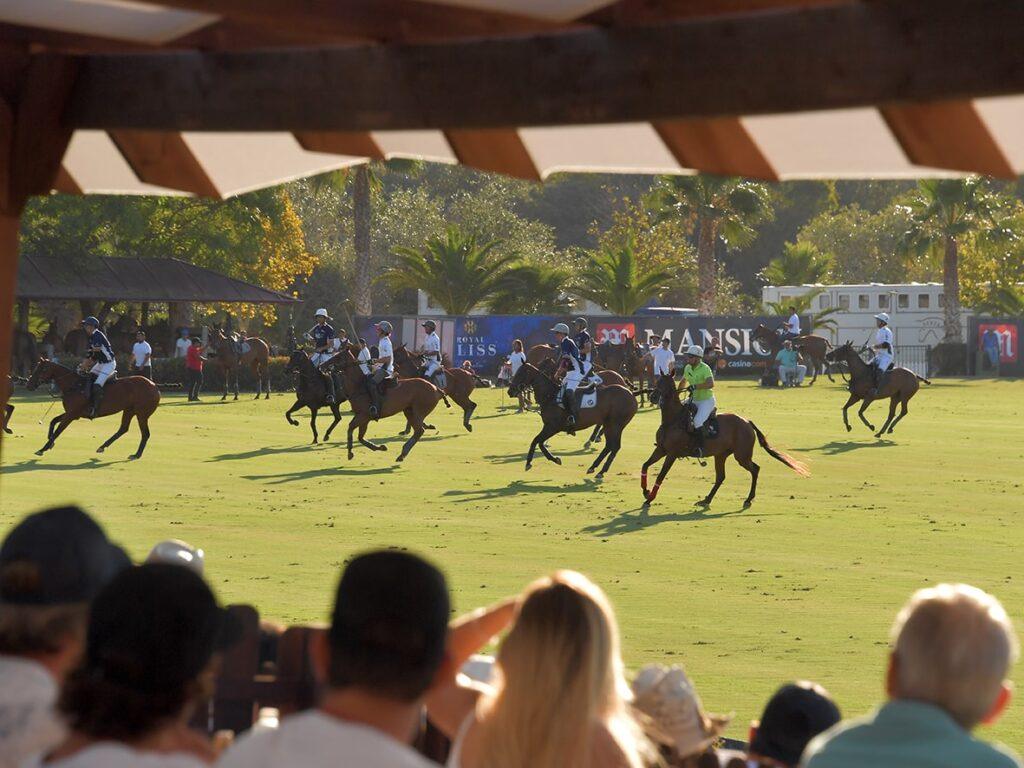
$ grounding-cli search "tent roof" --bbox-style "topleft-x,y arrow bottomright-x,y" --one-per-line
15,255 -> 299,304
1,0 -> 1022,199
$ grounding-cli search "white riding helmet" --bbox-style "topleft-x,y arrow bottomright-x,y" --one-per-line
375,320 -> 393,334
686,345 -> 704,357
314,308 -> 330,319
874,312 -> 890,324
550,322 -> 571,335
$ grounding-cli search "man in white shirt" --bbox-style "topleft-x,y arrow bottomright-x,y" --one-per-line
365,321 -> 394,418
130,330 -> 153,380
174,328 -> 192,358
418,320 -> 446,389
0,506 -> 129,768
785,307 -> 801,340
651,336 -> 676,378
869,312 -> 895,396
218,551 -> 450,768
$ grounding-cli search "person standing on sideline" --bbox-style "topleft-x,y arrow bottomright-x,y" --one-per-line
868,312 -> 894,396
982,328 -> 1001,371
681,345 -> 715,459
775,340 -> 806,386
129,330 -> 152,381
551,322 -> 583,430
651,336 -> 676,378
508,339 -> 527,412
185,337 -> 206,402
174,328 -> 192,359
78,317 -> 116,419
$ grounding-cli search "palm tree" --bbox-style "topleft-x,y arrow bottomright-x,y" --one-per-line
383,226 -> 519,315
648,175 -> 773,314
765,290 -> 842,333
898,177 -> 1003,342
760,242 -> 834,286
573,236 -> 672,315
489,263 -> 574,315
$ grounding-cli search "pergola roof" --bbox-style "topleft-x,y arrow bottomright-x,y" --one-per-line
2,0 -> 1022,202
16,255 -> 299,304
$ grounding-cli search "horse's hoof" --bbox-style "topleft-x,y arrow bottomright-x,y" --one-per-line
464,423 -> 472,432
347,452 -> 354,460
312,439 -> 319,445
379,445 -> 388,452
96,447 -> 105,454
696,499 -> 711,508
34,450 -> 44,456
583,442 -> 591,450
2,428 -> 11,434
595,472 -> 605,480
128,454 -> 140,461
586,466 -> 595,474
553,457 -> 562,466
743,499 -> 753,508
845,425 -> 852,433
396,455 -> 405,463
525,463 -> 532,471
642,498 -> 651,508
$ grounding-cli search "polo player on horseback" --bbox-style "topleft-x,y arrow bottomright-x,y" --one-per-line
868,312 -> 895,396
681,344 -> 715,459
418,320 -> 447,390
79,316 -> 116,419
572,317 -> 602,386
306,307 -> 338,404
552,322 -> 583,429
367,320 -> 395,419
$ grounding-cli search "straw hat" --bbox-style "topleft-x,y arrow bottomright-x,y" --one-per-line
631,664 -> 731,758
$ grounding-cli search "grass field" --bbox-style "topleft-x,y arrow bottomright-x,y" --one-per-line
2,377 -> 1023,749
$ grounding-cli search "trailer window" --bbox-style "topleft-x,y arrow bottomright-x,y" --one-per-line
878,294 -> 890,309
838,294 -> 850,310
858,294 -> 869,309
898,293 -> 910,309
918,294 -> 930,309
819,294 -> 831,309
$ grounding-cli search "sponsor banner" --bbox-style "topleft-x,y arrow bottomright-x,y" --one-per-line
452,315 -> 557,373
971,317 -> 1022,375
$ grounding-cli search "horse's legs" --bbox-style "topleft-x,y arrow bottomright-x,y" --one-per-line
739,456 -> 760,507
397,417 -> 425,462
358,420 -> 387,452
596,428 -> 623,477
309,407 -> 319,444
285,400 -> 303,427
699,454 -> 729,506
857,399 -> 876,431
346,417 -> 359,460
254,362 -> 262,400
47,413 -> 63,441
586,441 -> 611,475
130,413 -> 151,459
876,396 -> 899,438
3,403 -> 12,433
97,410 -> 133,453
840,393 -> 859,432
641,444 -> 667,497
457,394 -> 478,432
887,396 -> 911,434
36,414 -> 73,455
399,417 -> 412,436
323,403 -> 342,441
807,359 -> 818,386
583,424 -> 603,450
644,455 -> 677,504
526,424 -> 560,470
537,429 -> 561,465
233,367 -> 240,400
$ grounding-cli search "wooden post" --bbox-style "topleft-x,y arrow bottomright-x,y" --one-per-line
0,214 -> 20,459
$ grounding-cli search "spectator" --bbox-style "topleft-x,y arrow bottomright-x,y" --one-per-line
427,570 -> 656,768
742,682 -> 840,767
175,328 -> 192,359
218,550 -> 450,768
185,337 -> 206,402
146,540 -> 205,576
0,506 -> 129,768
775,341 -> 806,387
130,330 -> 153,381
982,328 -> 1001,371
508,340 -> 527,412
652,336 -> 676,378
803,583 -> 1020,768
37,564 -> 240,767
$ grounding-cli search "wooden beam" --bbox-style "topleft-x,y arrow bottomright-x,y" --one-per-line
294,131 -> 384,159
127,0 -> 561,42
653,118 -> 778,180
53,165 -> 83,194
444,129 -> 540,181
108,130 -> 220,197
880,101 -> 1016,179
67,0 -> 1024,133
0,213 -> 18,459
587,0 -> 850,25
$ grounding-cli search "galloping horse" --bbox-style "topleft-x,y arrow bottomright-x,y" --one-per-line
825,341 -> 930,437
394,344 -> 476,432
283,350 -> 343,444
205,326 -> 272,400
25,359 -> 159,459
526,343 -> 558,367
329,349 -> 444,462
641,374 -> 808,507
536,358 -> 633,449
751,324 -> 833,385
508,362 -> 637,477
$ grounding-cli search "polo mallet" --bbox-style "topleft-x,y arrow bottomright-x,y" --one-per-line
340,300 -> 361,349
37,394 -> 59,424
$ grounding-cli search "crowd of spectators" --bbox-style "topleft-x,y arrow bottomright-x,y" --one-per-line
1,505 -> 1020,768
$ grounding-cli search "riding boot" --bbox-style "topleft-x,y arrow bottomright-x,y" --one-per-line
565,391 -> 578,433
691,426 -> 705,459
322,372 -> 336,404
367,381 -> 383,419
89,384 -> 104,419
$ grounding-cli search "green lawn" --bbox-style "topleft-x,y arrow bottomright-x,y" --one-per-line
2,377 -> 1022,749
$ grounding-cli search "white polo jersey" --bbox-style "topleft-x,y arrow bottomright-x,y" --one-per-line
131,341 -> 152,367
376,336 -> 394,373
651,346 -> 676,376
787,313 -> 801,335
422,332 -> 441,359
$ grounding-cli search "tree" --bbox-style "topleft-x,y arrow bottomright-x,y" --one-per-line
648,175 -> 773,314
384,226 -> 519,315
797,204 -> 914,284
759,241 -> 834,286
765,290 -> 842,333
898,177 -> 1005,342
573,236 -> 672,315
489,263 -> 574,315
974,285 -> 1024,317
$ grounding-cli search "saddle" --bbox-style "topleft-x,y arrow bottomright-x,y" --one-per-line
574,387 -> 598,411
682,401 -> 719,439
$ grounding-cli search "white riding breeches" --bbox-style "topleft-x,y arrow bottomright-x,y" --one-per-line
563,369 -> 583,391
692,397 -> 716,428
581,359 -> 592,376
874,353 -> 893,371
90,361 -> 116,386
423,359 -> 441,378
310,351 -> 333,368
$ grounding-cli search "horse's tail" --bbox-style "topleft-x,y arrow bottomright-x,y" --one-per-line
749,421 -> 810,477
915,374 -> 932,385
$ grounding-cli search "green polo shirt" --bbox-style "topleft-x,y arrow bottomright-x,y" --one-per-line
802,700 -> 1021,768
682,361 -> 714,401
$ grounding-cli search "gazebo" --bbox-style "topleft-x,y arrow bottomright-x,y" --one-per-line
2,0 -> 1024,452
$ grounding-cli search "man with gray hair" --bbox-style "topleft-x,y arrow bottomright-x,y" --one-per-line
803,583 -> 1021,768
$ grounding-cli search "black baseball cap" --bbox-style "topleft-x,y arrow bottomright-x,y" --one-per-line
83,564 -> 241,694
0,506 -> 130,606
750,682 -> 841,766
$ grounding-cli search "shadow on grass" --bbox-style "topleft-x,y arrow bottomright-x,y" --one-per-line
483,445 -> 597,465
795,439 -> 896,455
0,457 -> 132,474
209,443 -> 343,461
442,478 -> 602,502
580,504 -> 748,536
242,464 -> 398,485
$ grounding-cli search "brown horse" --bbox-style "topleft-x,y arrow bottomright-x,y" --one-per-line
641,374 -> 808,508
11,329 -> 38,378
751,324 -> 833,385
536,358 -> 633,449
526,343 -> 558,367
825,341 -> 930,437
394,344 -> 476,432
205,326 -> 272,400
3,376 -> 14,434
25,359 -> 159,459
508,362 -> 637,477
283,350 -> 343,444
330,349 -> 444,462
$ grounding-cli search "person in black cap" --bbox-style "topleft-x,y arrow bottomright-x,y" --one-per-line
39,563 -> 239,768
0,506 -> 129,768
746,681 -> 841,767
219,550 -> 451,768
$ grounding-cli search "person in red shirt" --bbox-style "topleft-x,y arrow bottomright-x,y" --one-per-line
185,337 -> 206,401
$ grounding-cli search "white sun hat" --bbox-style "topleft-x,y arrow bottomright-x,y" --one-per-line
314,308 -> 331,319
632,664 -> 730,759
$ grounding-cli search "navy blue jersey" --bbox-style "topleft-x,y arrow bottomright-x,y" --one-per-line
310,323 -> 336,350
88,329 -> 115,363
559,336 -> 581,371
574,330 -> 592,362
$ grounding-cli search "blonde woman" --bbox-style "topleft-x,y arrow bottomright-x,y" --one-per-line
429,571 -> 655,768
